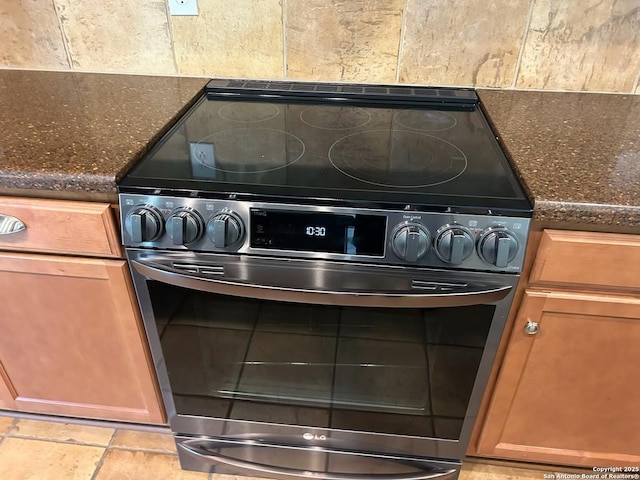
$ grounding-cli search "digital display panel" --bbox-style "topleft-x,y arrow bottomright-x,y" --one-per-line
250,209 -> 386,256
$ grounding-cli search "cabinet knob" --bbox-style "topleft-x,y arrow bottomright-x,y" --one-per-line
524,321 -> 539,335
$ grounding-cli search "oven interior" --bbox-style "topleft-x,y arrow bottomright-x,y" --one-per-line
147,280 -> 495,442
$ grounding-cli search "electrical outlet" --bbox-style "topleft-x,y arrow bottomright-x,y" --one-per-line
168,0 -> 198,16
190,142 -> 215,166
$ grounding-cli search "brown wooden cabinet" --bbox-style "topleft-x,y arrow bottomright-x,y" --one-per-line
0,197 -> 164,424
476,230 -> 640,467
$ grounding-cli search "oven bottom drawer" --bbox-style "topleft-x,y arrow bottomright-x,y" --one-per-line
175,434 -> 461,480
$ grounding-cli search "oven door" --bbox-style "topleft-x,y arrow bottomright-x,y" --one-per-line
128,249 -> 517,464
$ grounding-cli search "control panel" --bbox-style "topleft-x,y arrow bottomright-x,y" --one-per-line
119,194 -> 531,273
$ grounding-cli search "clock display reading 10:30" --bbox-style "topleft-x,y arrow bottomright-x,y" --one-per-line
305,226 -> 326,237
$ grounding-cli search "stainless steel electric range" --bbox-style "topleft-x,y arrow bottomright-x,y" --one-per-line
119,79 -> 532,480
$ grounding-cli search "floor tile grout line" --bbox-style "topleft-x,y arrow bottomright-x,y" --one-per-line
89,429 -> 119,480
109,445 -> 178,454
6,433 -> 114,449
0,411 -> 172,434
1,434 -> 181,455
0,419 -> 14,446
0,417 -> 16,440
4,417 -> 19,436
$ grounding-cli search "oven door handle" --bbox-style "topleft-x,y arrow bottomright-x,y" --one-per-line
178,439 -> 457,480
131,257 -> 512,308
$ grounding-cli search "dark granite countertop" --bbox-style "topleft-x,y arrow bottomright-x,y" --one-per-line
479,89 -> 640,231
1,70 -> 639,231
0,70 -> 207,203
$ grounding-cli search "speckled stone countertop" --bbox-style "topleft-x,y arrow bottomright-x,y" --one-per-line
1,70 -> 639,230
478,89 -> 640,231
0,70 -> 206,202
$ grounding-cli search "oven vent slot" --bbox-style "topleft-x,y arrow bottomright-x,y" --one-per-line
412,280 -> 468,291
206,78 -> 478,107
172,263 -> 224,276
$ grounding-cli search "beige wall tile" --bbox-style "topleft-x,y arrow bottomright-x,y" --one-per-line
111,429 -> 176,453
10,419 -> 114,445
399,0 -> 530,87
0,437 -> 104,480
286,0 -> 403,83
55,0 -> 175,74
516,0 -> 640,92
0,0 -> 69,69
172,1 -> 283,78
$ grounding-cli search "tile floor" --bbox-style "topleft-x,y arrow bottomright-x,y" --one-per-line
0,414 -> 589,480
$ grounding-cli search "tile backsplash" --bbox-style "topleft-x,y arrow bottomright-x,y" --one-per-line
399,0 -> 532,88
2,0 -> 639,93
285,0 -> 404,83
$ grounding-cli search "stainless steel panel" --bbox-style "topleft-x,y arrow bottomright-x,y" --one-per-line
175,435 -> 460,480
120,194 -> 531,273
130,252 -> 513,308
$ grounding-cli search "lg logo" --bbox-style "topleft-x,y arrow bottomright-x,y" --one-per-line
303,432 -> 327,441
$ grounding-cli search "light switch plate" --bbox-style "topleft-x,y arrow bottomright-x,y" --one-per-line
168,0 -> 198,16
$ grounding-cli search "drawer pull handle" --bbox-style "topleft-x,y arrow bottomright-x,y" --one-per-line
0,214 -> 26,235
524,320 -> 539,335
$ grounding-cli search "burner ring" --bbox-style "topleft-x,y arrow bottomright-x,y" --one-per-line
194,128 -> 305,174
218,103 -> 280,123
328,129 -> 468,188
393,110 -> 457,131
300,106 -> 372,130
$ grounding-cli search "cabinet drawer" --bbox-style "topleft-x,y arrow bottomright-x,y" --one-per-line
0,197 -> 122,258
530,230 -> 640,291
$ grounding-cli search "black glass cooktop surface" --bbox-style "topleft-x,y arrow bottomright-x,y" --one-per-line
121,80 -> 532,215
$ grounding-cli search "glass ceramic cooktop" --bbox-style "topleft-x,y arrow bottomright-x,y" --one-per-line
121,85 -> 531,214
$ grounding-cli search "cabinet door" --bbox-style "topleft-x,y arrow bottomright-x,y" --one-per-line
0,252 -> 165,424
477,289 -> 640,467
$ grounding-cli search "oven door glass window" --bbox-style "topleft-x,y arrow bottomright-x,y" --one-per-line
148,282 -> 494,441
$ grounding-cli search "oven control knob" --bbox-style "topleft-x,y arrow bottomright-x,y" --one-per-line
391,223 -> 431,262
434,225 -> 474,265
167,208 -> 204,245
477,226 -> 519,268
207,211 -> 244,248
125,205 -> 164,243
